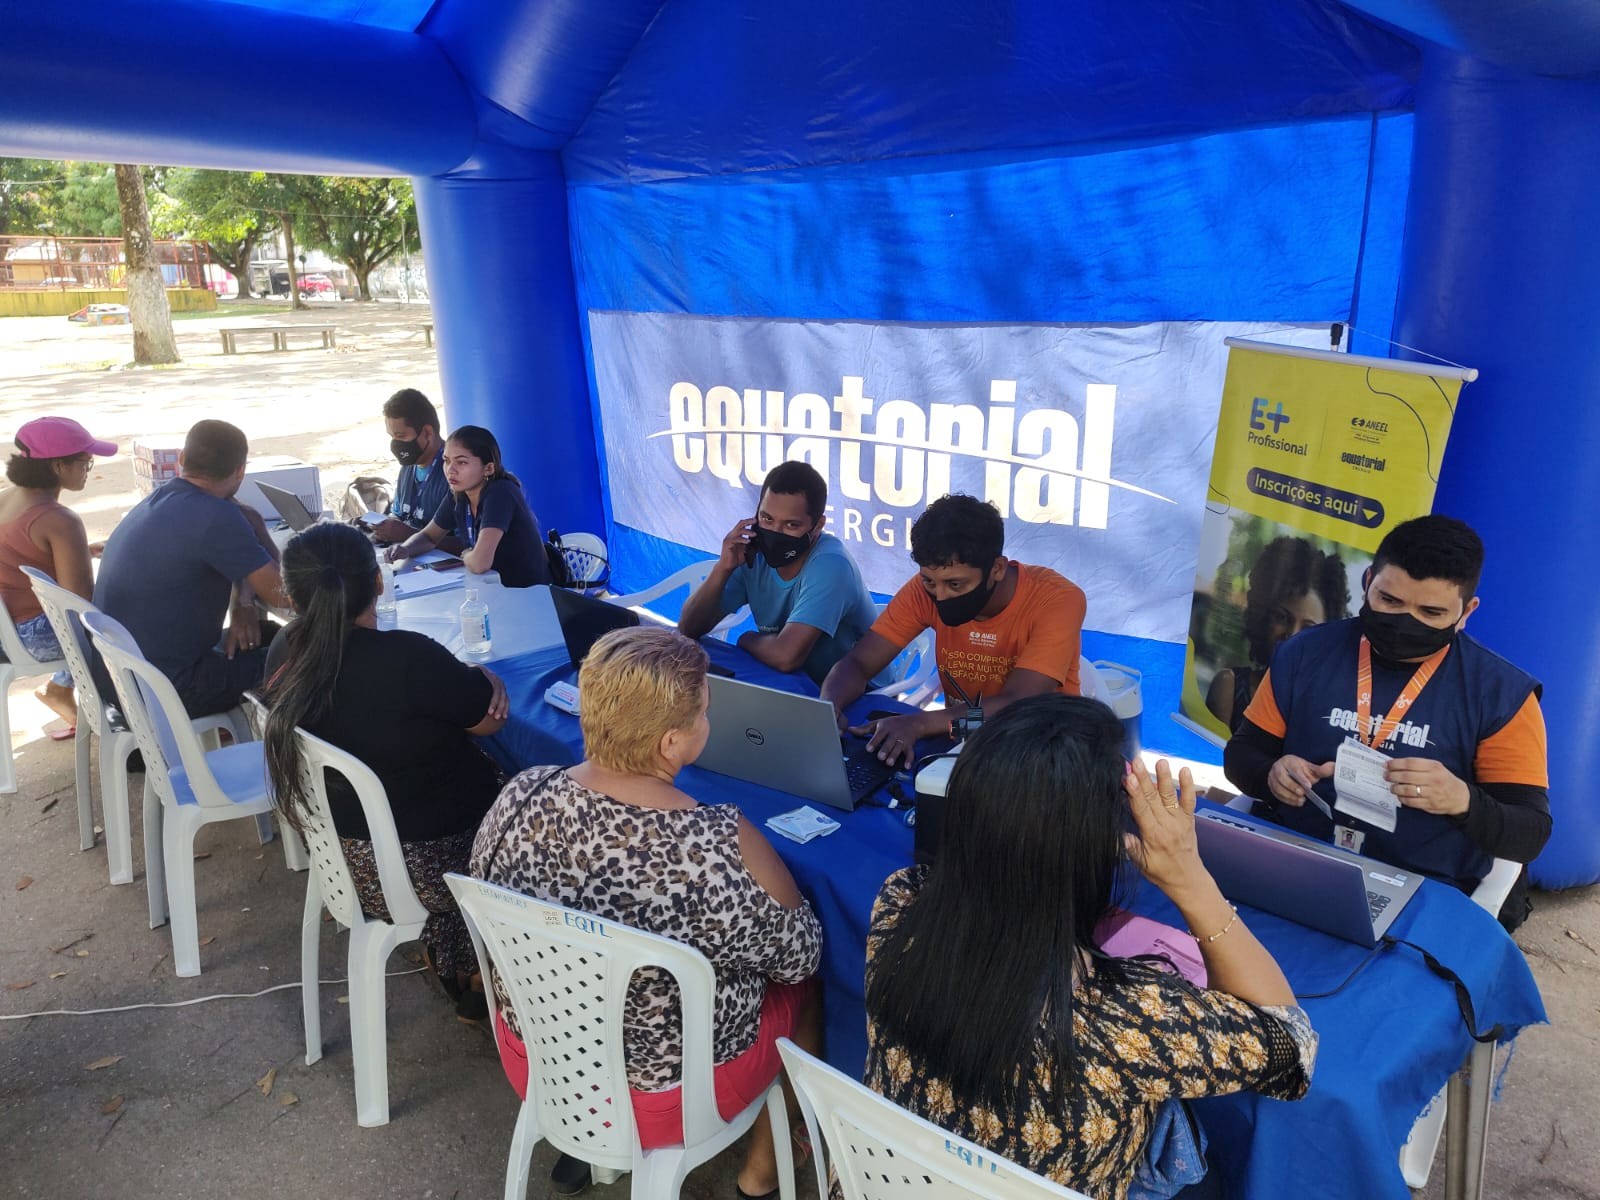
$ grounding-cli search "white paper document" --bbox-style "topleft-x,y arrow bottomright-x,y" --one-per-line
765,806 -> 841,845
1333,739 -> 1399,832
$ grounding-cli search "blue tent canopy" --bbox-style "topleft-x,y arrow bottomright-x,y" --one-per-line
2,0 -> 1597,886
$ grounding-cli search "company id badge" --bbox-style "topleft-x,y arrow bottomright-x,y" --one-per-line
1333,738 -> 1399,833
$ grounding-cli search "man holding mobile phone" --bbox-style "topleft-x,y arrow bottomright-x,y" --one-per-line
677,461 -> 877,684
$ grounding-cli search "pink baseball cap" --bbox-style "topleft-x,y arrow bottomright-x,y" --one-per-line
14,417 -> 117,459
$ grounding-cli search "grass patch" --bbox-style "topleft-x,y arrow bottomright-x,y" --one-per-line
173,301 -> 285,321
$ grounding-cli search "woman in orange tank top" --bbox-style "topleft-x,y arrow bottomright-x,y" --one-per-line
0,417 -> 118,730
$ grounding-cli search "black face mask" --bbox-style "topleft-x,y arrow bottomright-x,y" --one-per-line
935,570 -> 997,627
1359,601 -> 1459,661
391,437 -> 423,467
755,524 -> 815,568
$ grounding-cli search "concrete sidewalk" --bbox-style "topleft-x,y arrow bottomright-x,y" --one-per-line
2,301 -> 1596,1200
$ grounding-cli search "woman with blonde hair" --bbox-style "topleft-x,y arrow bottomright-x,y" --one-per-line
471,625 -> 821,1198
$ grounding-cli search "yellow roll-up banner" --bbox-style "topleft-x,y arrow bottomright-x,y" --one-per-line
1180,340 -> 1469,743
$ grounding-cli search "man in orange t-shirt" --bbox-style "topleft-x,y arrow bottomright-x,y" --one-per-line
820,494 -> 1087,767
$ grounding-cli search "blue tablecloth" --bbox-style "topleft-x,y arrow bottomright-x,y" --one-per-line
479,639 -> 1546,1200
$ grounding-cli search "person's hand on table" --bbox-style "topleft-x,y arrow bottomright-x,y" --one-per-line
384,543 -> 410,564
1122,758 -> 1209,898
1387,756 -> 1470,815
1266,754 -> 1334,806
849,710 -> 932,769
370,517 -> 415,545
224,606 -> 261,659
479,667 -> 510,720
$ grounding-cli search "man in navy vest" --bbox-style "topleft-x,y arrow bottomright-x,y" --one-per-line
1223,515 -> 1549,927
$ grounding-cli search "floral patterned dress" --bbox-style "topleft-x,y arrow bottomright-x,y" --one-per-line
469,766 -> 822,1091
859,868 -> 1317,1200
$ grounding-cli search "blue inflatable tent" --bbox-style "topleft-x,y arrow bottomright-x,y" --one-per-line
2,0 -> 1597,886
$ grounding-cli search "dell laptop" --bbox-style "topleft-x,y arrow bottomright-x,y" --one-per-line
1194,807 -> 1423,947
256,481 -> 320,531
698,676 -> 901,811
550,587 -> 640,668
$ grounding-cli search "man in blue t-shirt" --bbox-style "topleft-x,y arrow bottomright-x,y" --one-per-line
369,387 -> 455,548
678,460 -> 877,685
95,420 -> 291,717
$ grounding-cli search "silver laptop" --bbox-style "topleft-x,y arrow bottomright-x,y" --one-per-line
1194,807 -> 1423,947
698,676 -> 890,811
256,481 -> 320,531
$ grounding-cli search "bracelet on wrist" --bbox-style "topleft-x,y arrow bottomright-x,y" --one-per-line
1192,904 -> 1239,945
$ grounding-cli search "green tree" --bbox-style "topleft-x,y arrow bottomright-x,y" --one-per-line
253,173 -> 328,310
157,168 -> 280,299
0,158 -> 61,236
114,164 -> 178,365
303,176 -> 417,301
42,162 -> 122,237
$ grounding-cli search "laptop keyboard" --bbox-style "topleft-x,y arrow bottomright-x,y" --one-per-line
1367,890 -> 1393,921
842,743 -> 896,802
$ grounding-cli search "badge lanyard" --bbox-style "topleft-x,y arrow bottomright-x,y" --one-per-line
1355,637 -> 1449,749
462,499 -> 476,549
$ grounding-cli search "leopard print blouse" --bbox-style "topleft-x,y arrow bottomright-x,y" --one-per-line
859,868 -> 1317,1200
469,766 -> 822,1092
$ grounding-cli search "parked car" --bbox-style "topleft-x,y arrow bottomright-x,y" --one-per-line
297,273 -> 335,299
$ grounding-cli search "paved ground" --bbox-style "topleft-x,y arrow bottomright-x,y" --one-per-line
1,302 -> 1597,1199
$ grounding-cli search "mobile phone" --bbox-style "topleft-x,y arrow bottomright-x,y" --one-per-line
742,516 -> 760,566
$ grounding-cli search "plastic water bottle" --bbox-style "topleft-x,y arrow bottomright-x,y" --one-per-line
376,560 -> 397,616
459,588 -> 492,658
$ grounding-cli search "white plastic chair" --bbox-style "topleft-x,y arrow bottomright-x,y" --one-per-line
1398,855 -> 1521,1189
606,561 -> 740,638
445,873 -> 796,1200
250,696 -> 429,1128
1077,657 -> 1109,705
0,590 -> 68,797
776,1039 -> 1091,1200
82,611 -> 298,977
869,627 -> 939,707
607,561 -> 715,612
23,567 -> 237,884
556,531 -> 610,595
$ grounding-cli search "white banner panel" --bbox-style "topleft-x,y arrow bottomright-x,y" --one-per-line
589,313 -> 1327,643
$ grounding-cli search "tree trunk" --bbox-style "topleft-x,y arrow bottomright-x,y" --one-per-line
234,230 -> 259,298
114,163 -> 179,365
355,266 -> 373,301
282,214 -> 306,310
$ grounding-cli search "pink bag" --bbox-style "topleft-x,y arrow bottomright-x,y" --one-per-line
1094,910 -> 1208,987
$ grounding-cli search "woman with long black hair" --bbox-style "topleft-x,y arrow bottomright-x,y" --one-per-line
385,424 -> 550,588
861,695 -> 1317,1200
264,522 -> 510,1012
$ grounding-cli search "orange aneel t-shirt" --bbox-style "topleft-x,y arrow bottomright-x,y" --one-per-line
872,563 -> 1086,700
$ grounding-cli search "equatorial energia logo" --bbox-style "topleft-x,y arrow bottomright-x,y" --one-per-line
651,376 -> 1173,542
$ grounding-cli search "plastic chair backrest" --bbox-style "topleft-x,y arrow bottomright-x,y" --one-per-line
20,566 -> 109,724
285,721 -> 428,931
81,611 -> 228,808
557,531 -> 610,591
776,1040 -> 1091,1200
445,873 -> 724,1165
873,625 -> 938,703
607,560 -> 715,613
0,580 -> 62,673
1077,657 -> 1109,704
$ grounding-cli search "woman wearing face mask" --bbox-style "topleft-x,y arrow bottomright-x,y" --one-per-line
0,418 -> 118,733
1222,515 -> 1551,926
820,493 -> 1088,768
676,460 -> 878,684
385,425 -> 551,588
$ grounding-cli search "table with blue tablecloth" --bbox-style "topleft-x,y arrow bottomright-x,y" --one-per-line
450,610 -> 1544,1199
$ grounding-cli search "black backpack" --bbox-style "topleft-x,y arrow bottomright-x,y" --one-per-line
544,529 -> 609,592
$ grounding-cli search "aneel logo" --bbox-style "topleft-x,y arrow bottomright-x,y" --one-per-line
655,377 -> 1172,533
